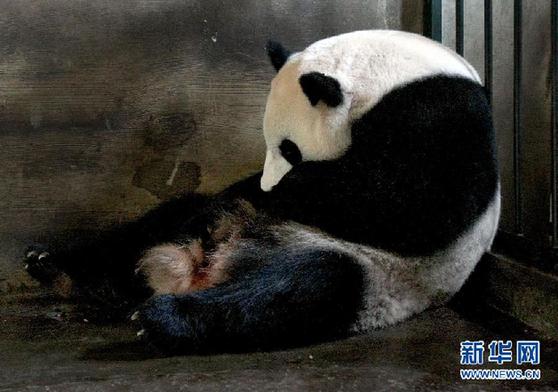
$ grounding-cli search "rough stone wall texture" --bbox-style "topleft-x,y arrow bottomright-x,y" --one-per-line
0,0 -> 423,289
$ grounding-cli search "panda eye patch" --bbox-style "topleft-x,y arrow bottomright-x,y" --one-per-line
279,139 -> 302,166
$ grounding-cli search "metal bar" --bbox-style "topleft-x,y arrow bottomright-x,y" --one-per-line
552,0 -> 558,248
484,0 -> 493,105
513,0 -> 523,235
424,0 -> 443,42
456,0 -> 465,55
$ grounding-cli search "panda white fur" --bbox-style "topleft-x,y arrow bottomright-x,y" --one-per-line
24,30 -> 500,353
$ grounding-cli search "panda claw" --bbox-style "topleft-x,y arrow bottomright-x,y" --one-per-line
130,311 -> 140,321
38,251 -> 50,260
26,250 -> 38,259
24,263 -> 29,270
137,329 -> 146,337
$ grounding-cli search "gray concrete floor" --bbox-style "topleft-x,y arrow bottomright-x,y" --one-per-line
1,289 -> 557,391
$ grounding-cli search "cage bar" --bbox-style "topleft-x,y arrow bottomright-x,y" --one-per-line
425,0 -> 443,42
513,0 -> 523,235
456,0 -> 465,55
484,0 -> 493,105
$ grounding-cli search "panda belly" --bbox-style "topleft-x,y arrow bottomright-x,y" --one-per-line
352,188 -> 500,330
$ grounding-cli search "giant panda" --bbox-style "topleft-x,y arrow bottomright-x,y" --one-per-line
24,30 -> 500,353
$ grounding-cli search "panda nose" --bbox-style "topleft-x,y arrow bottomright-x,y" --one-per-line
260,150 -> 293,192
260,177 -> 274,192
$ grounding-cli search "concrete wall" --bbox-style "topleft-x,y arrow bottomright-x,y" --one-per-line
0,0 -> 423,290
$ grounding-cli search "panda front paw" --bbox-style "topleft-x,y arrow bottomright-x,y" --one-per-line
23,245 -> 60,285
132,294 -> 207,354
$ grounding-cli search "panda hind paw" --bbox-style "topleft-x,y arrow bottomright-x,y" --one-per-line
131,295 -> 204,354
23,245 -> 61,285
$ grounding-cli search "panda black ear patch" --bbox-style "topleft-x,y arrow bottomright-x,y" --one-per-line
266,40 -> 291,72
299,72 -> 343,107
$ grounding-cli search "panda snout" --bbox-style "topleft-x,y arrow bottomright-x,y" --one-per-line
260,177 -> 274,192
261,150 -> 293,191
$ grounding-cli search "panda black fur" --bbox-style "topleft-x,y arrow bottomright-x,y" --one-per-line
23,30 -> 500,353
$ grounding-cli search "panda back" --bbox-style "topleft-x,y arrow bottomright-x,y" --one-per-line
345,74 -> 499,255
299,30 -> 481,120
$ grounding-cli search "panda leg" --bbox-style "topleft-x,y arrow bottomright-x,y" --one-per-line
135,240 -> 230,295
22,193 -> 213,310
135,199 -> 260,296
135,247 -> 367,353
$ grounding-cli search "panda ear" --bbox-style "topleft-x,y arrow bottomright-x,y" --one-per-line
299,72 -> 343,107
266,40 -> 291,72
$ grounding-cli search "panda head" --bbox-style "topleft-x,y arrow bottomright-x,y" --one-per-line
260,41 -> 353,192
260,31 -> 481,192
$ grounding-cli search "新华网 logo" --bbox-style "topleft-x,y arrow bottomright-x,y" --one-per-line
459,340 -> 541,381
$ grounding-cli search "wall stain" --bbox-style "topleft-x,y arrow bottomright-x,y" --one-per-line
132,159 -> 201,200
132,112 -> 200,199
